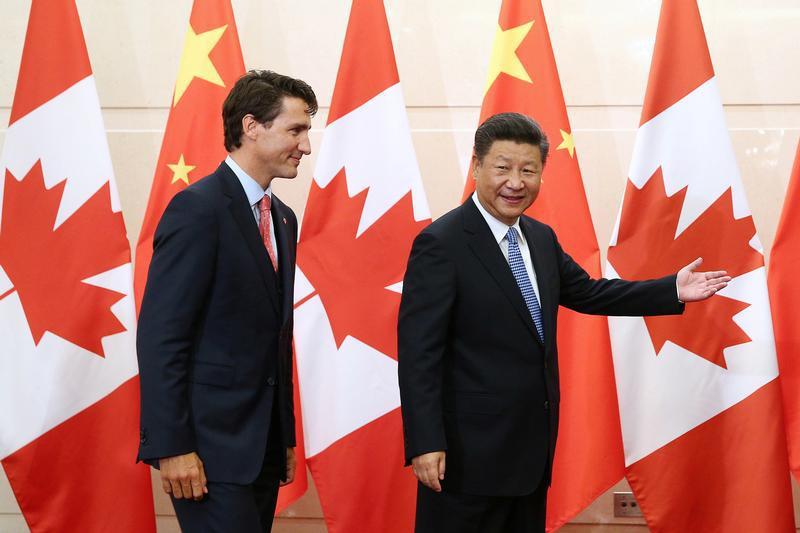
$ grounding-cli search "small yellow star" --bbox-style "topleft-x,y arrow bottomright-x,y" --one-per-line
168,154 -> 196,185
556,129 -> 575,158
173,24 -> 228,106
485,20 -> 534,94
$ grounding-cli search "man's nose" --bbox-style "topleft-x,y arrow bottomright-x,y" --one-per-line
506,172 -> 524,189
299,132 -> 311,155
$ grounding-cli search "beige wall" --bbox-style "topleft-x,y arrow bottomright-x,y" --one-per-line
1,0 -> 799,531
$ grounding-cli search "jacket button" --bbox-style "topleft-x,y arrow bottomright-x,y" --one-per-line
139,430 -> 147,444
544,401 -> 549,410
267,377 -> 276,387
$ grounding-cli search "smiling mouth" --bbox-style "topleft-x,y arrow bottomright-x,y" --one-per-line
501,195 -> 525,204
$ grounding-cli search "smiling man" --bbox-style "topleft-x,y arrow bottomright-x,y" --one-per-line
398,112 -> 730,533
137,70 -> 316,532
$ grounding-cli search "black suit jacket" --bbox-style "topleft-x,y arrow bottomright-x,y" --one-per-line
137,162 -> 297,484
398,199 -> 682,496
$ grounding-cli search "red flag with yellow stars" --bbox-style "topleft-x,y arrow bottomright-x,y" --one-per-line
132,0 -> 310,514
134,0 -> 244,309
462,1 -> 624,529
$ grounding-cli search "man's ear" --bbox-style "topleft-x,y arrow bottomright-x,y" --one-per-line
471,154 -> 480,180
241,114 -> 259,141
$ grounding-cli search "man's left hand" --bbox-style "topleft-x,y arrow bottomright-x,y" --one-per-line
677,257 -> 731,302
281,447 -> 296,486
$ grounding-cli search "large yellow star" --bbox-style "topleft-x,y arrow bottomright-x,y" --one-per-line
485,20 -> 534,94
168,154 -> 196,185
557,129 -> 575,158
173,24 -> 228,106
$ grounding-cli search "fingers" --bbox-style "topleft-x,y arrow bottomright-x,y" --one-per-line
683,257 -> 703,272
200,463 -> 208,495
412,452 -> 445,492
280,447 -> 297,486
161,477 -> 172,496
170,478 -> 184,499
703,270 -> 730,281
419,461 -> 441,492
181,476 -> 194,500
159,453 -> 206,500
189,461 -> 207,500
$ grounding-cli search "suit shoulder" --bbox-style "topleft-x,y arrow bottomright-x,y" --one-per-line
521,215 -> 558,240
419,205 -> 461,239
166,172 -> 225,214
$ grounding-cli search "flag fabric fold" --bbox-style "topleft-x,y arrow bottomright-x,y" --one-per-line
770,140 -> 800,480
606,1 -> 794,531
462,1 -> 623,529
293,0 -> 431,531
0,1 -> 155,530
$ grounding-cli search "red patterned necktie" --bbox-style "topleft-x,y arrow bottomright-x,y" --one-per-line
259,195 -> 278,272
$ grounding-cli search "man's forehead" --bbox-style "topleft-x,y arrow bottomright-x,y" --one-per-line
487,142 -> 541,160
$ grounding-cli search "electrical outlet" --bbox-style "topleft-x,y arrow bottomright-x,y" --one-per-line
613,492 -> 643,517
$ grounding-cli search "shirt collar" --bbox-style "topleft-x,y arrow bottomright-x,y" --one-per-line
225,155 -> 272,208
471,192 -> 523,245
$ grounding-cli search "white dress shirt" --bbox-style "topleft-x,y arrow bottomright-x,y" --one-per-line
472,192 -> 541,303
226,155 -> 278,262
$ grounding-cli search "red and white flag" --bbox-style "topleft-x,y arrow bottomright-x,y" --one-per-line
606,1 -> 794,531
0,1 -> 155,531
462,1 -> 623,528
293,0 -> 430,530
769,141 -> 800,480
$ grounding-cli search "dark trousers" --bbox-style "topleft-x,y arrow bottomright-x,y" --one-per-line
171,419 -> 284,532
415,476 -> 548,533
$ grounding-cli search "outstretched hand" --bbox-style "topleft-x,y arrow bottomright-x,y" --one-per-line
677,257 -> 731,302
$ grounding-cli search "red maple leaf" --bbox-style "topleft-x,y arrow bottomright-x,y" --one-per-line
607,168 -> 763,368
0,161 -> 130,357
297,168 -> 429,359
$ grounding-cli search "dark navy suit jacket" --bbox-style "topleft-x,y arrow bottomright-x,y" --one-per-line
137,162 -> 296,484
398,199 -> 683,496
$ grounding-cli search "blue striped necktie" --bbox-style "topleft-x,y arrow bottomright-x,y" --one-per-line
506,227 -> 544,342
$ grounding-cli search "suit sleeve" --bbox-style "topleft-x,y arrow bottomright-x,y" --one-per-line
398,231 -> 456,465
551,228 -> 684,316
137,191 -> 218,463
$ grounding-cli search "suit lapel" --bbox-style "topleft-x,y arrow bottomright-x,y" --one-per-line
520,218 -> 553,351
270,195 -> 295,325
462,201 -> 542,344
218,164 -> 280,314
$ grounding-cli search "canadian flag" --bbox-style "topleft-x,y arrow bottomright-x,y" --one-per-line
0,1 -> 155,531
770,141 -> 800,480
292,0 -> 430,531
606,1 -> 794,531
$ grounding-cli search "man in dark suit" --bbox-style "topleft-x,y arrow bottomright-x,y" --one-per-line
398,112 -> 730,533
137,70 -> 317,532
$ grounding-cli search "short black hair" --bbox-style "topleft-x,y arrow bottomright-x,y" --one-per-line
222,70 -> 318,151
473,112 -> 549,165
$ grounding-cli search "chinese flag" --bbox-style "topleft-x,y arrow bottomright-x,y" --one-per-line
134,0 -> 244,309
0,1 -> 155,531
292,0 -> 430,531
606,1 -> 794,531
462,1 -> 623,529
770,141 -> 800,480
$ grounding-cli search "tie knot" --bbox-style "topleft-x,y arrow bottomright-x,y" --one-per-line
506,227 -> 519,245
259,194 -> 271,215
